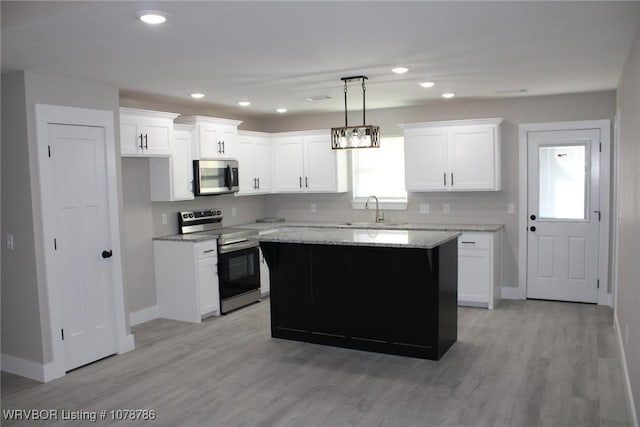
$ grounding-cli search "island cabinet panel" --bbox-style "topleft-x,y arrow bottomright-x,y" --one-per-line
350,247 -> 393,344
311,245 -> 351,339
265,244 -> 313,337
260,240 -> 458,360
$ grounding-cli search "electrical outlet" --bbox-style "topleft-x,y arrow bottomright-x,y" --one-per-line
443,203 -> 450,214
6,234 -> 14,250
419,203 -> 430,214
161,214 -> 168,225
508,203 -> 515,214
231,206 -> 237,217
311,203 -> 317,213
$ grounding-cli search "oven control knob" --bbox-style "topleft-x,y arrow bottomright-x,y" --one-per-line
189,213 -> 194,218
182,214 -> 188,219
216,210 -> 222,216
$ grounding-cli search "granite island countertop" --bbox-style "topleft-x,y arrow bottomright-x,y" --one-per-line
257,227 -> 460,249
238,221 -> 504,234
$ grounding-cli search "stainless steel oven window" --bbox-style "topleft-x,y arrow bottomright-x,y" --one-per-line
228,252 -> 256,281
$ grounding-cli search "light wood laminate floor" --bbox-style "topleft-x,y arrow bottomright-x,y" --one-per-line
1,299 -> 630,426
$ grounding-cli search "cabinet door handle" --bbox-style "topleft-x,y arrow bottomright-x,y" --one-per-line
253,177 -> 257,189
299,176 -> 302,188
221,140 -> 225,154
217,141 -> 222,154
257,177 -> 260,189
451,172 -> 454,186
444,173 -> 447,186
305,177 -> 308,188
139,134 -> 144,150
144,134 -> 148,149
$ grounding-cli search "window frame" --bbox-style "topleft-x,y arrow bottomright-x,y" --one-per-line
350,136 -> 408,211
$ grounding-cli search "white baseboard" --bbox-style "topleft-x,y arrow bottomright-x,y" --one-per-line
1,353 -> 50,383
501,285 -> 525,300
129,305 -> 160,326
614,313 -> 639,427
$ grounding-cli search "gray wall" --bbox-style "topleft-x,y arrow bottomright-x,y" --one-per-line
615,25 -> 640,419
263,91 -> 617,289
1,71 -> 44,363
1,71 -> 122,364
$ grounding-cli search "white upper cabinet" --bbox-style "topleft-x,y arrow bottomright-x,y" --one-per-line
400,118 -> 503,191
149,125 -> 195,201
120,107 -> 179,157
174,115 -> 243,160
236,131 -> 272,196
272,130 -> 348,193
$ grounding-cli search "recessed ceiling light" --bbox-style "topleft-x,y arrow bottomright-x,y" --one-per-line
442,93 -> 455,99
305,95 -> 332,102
238,101 -> 251,107
137,10 -> 170,25
418,81 -> 435,88
392,67 -> 409,74
276,108 -> 287,113
190,93 -> 205,99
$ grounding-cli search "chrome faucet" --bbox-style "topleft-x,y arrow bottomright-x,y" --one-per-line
365,195 -> 384,223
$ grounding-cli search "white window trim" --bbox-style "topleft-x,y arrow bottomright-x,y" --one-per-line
351,136 -> 407,211
351,198 -> 408,211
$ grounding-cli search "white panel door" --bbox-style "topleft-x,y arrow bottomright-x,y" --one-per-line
273,136 -> 304,192
304,134 -> 336,192
253,138 -> 272,193
235,136 -> 255,194
49,124 -> 117,371
403,129 -> 448,191
199,126 -> 221,158
526,129 -> 600,303
449,126 -> 496,190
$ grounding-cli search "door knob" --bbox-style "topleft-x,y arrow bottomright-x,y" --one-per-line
101,250 -> 113,259
530,226 -> 536,232
530,214 -> 536,220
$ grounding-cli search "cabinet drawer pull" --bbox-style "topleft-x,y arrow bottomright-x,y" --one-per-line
203,249 -> 215,254
461,241 -> 476,244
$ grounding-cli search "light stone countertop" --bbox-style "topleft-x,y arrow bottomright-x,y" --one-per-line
153,233 -> 219,243
238,221 -> 504,234
257,227 -> 460,249
153,221 -> 503,243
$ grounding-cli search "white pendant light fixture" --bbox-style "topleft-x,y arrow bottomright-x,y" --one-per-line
330,76 -> 380,150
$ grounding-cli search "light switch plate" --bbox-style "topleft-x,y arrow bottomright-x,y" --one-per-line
161,214 -> 168,225
419,203 -> 430,214
508,203 -> 515,214
311,203 -> 317,213
231,206 -> 237,217
443,203 -> 450,214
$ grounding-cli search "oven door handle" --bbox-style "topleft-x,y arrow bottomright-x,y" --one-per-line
218,239 -> 259,254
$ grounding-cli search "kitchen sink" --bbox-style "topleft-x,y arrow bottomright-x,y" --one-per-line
339,221 -> 407,228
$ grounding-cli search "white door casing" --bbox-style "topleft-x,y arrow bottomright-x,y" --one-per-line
517,120 -> 611,306
36,104 -> 134,381
526,129 -> 600,303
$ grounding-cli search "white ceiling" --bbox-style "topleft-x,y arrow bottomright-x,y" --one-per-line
2,1 -> 639,117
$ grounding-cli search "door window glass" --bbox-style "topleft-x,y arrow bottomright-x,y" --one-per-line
538,144 -> 587,219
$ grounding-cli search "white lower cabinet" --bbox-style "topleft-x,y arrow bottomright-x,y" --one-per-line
457,231 -> 500,309
154,239 -> 220,323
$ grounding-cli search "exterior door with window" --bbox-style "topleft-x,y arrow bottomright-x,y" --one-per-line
526,129 -> 600,303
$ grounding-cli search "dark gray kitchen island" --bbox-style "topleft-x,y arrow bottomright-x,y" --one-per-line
259,227 -> 459,360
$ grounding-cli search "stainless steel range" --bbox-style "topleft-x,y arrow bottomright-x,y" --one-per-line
179,209 -> 261,314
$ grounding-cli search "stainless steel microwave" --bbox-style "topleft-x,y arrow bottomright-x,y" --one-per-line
193,159 -> 239,196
